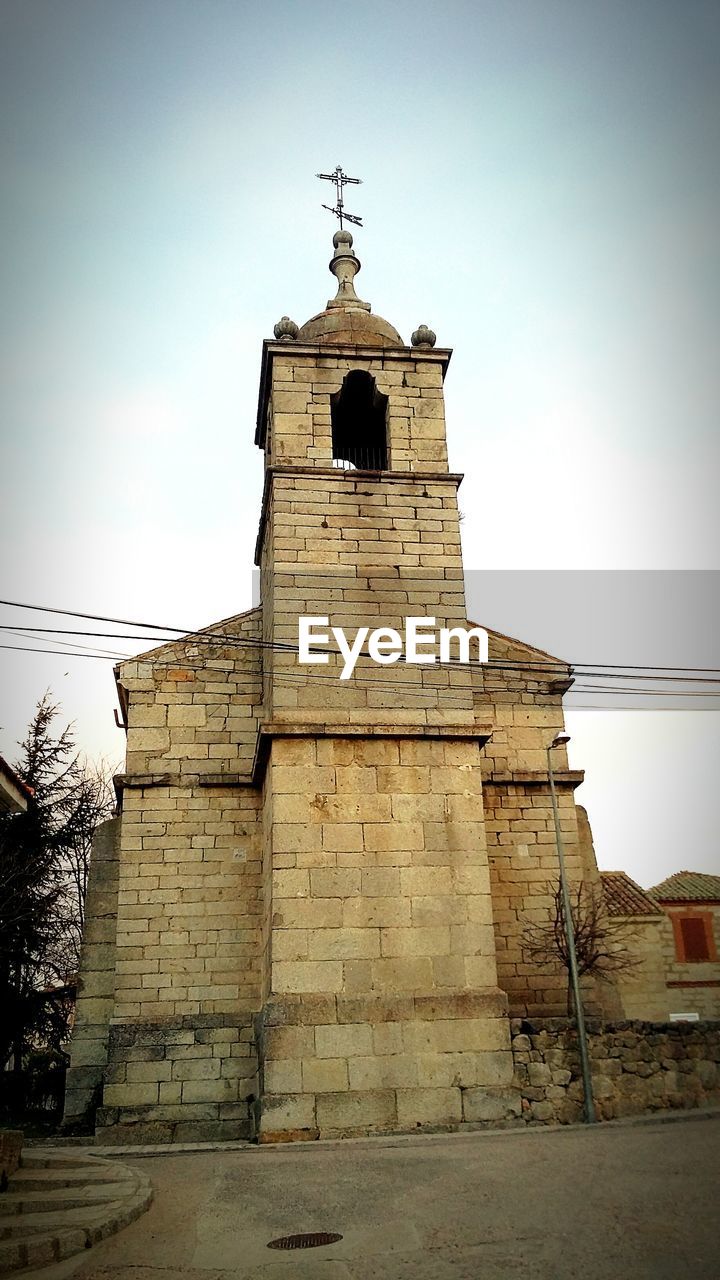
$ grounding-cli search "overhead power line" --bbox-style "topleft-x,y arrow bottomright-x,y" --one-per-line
2,644 -> 717,706
1,599 -> 718,692
0,642 -> 124,661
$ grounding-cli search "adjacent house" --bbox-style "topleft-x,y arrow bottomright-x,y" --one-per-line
600,871 -> 673,1021
649,872 -> 720,1021
600,869 -> 720,1021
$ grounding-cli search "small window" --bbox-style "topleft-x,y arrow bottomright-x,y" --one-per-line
677,916 -> 711,962
331,371 -> 388,471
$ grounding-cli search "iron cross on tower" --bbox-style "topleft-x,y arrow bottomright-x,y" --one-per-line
316,165 -> 363,229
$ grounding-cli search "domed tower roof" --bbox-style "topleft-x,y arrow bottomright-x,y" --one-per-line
293,230 -> 404,348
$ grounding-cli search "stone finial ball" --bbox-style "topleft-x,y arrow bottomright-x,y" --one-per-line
333,229 -> 354,250
411,324 -> 437,349
273,316 -> 299,341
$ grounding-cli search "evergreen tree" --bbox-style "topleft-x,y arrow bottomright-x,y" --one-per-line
0,696 -> 114,1072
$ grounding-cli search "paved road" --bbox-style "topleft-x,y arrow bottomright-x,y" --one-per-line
30,1114 -> 720,1280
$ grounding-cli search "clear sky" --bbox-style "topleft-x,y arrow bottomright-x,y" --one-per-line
0,0 -> 718,887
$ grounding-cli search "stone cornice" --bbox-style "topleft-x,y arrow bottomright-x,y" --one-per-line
251,720 -> 493,785
483,768 -> 585,789
113,771 -> 254,796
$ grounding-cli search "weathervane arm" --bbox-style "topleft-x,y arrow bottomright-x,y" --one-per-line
317,166 -> 363,231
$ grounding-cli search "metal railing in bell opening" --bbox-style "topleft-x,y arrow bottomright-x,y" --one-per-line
332,448 -> 387,472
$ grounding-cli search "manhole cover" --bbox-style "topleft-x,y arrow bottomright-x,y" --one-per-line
267,1232 -> 343,1250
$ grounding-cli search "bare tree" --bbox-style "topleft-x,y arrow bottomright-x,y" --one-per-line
521,880 -> 639,1016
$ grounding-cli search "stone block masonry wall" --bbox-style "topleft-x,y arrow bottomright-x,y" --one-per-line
257,731 -> 518,1138
114,784 -> 262,1020
83,606 -> 267,1143
92,783 -> 263,1141
260,470 -> 476,727
264,733 -> 498,1001
96,1014 -> 258,1144
264,349 -> 449,473
511,1019 -> 720,1124
63,818 -> 120,1132
474,631 -> 617,1020
483,779 -> 600,1018
255,992 -> 518,1141
121,608 -> 262,780
613,916 -> 675,1021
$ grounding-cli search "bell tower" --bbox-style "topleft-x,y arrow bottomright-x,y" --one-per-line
64,190 -> 612,1147
253,228 -> 517,1140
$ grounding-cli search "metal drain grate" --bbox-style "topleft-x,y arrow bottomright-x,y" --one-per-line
267,1232 -> 343,1250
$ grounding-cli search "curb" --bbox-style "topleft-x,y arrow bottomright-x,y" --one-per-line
33,1104 -> 720,1160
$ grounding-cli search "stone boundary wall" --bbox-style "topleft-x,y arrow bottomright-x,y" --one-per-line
511,1018 -> 720,1124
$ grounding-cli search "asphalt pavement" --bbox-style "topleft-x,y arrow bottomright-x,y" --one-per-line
23,1112 -> 720,1280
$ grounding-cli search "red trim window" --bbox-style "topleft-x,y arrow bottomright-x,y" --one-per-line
671,912 -> 717,963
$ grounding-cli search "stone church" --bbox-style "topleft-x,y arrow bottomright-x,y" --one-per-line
64,228 -> 616,1143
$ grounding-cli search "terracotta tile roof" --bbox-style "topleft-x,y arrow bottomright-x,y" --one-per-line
648,871 -> 720,903
600,871 -> 665,918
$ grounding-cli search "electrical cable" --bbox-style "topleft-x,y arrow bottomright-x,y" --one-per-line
1,599 -> 719,675
1,601 -> 719,705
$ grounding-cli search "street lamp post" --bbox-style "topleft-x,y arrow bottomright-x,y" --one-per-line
547,733 -> 596,1124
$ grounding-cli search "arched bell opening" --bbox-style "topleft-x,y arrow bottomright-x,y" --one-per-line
331,371 -> 388,471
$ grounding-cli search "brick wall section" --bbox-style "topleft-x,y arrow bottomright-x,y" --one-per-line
511,1019 -> 720,1123
95,1014 -> 257,1143
63,817 -> 120,1132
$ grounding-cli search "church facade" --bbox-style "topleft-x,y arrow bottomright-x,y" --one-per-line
64,230 -> 616,1143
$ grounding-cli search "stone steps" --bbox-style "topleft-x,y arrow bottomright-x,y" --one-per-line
2,1183 -> 135,1216
0,1201 -> 126,1239
8,1168 -> 134,1193
0,1148 -> 151,1274
19,1154 -> 89,1170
